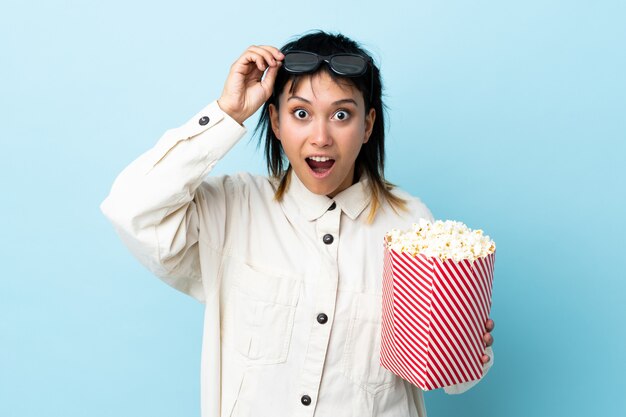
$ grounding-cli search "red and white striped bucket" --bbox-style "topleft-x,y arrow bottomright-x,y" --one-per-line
380,245 -> 495,390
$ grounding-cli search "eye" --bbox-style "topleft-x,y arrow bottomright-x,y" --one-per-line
333,110 -> 350,121
293,109 -> 309,120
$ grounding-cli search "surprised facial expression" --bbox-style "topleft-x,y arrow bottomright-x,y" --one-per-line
269,71 -> 376,197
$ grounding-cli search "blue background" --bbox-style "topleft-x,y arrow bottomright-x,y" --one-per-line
2,1 -> 625,416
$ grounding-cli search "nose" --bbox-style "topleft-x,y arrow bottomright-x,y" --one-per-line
309,120 -> 333,147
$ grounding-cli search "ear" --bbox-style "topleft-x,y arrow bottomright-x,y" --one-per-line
363,108 -> 376,144
269,103 -> 281,140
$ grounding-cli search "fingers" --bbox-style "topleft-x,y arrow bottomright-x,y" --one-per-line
483,318 -> 495,346
261,62 -> 281,91
219,44 -> 284,124
244,46 -> 283,97
481,318 -> 494,363
249,45 -> 284,69
234,45 -> 283,74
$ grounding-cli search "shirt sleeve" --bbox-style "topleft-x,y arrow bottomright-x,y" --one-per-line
100,101 -> 247,302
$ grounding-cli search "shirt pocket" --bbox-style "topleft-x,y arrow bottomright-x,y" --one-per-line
342,292 -> 396,394
223,262 -> 300,365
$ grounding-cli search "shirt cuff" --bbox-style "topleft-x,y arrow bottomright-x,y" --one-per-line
148,100 -> 247,171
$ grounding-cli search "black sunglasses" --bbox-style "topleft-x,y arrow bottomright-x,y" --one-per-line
282,51 -> 374,103
283,51 -> 371,75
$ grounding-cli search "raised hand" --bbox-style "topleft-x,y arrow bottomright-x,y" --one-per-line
217,45 -> 284,125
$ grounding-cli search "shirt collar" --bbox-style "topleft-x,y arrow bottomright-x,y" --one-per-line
283,170 -> 372,221
333,174 -> 372,220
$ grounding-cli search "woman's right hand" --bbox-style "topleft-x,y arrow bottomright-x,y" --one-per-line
218,45 -> 284,125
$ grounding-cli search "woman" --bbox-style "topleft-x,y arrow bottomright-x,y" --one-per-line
101,31 -> 495,417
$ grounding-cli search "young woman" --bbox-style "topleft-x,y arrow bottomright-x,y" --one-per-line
101,31 -> 495,417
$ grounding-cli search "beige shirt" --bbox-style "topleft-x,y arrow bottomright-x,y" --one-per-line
100,101 -> 493,417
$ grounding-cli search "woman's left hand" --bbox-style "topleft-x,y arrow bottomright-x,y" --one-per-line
481,318 -> 495,364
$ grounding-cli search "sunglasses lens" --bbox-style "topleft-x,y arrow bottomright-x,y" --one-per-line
284,52 -> 319,72
329,55 -> 367,75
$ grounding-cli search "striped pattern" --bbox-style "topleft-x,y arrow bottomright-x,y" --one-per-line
381,246 -> 495,390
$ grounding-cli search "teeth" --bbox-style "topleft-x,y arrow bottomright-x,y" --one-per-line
309,156 -> 332,162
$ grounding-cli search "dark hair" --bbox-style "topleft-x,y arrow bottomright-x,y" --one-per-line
254,30 -> 406,222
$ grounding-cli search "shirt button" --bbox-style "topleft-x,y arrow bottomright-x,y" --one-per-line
317,313 -> 328,324
301,395 -> 312,406
328,201 -> 337,211
198,116 -> 210,125
322,234 -> 334,245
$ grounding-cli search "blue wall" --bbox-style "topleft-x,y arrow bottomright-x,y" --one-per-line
2,1 -> 624,416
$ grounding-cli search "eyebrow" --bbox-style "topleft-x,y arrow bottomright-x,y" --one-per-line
287,96 -> 358,106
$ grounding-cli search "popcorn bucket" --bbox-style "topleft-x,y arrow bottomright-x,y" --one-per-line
380,245 -> 495,390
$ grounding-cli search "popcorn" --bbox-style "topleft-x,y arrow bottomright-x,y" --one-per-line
380,219 -> 496,390
385,219 -> 496,262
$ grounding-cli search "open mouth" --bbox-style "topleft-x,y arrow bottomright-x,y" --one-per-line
306,156 -> 335,176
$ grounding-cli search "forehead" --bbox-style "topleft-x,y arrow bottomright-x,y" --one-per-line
280,71 -> 363,105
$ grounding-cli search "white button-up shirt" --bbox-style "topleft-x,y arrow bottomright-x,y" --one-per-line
101,101 -> 493,417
